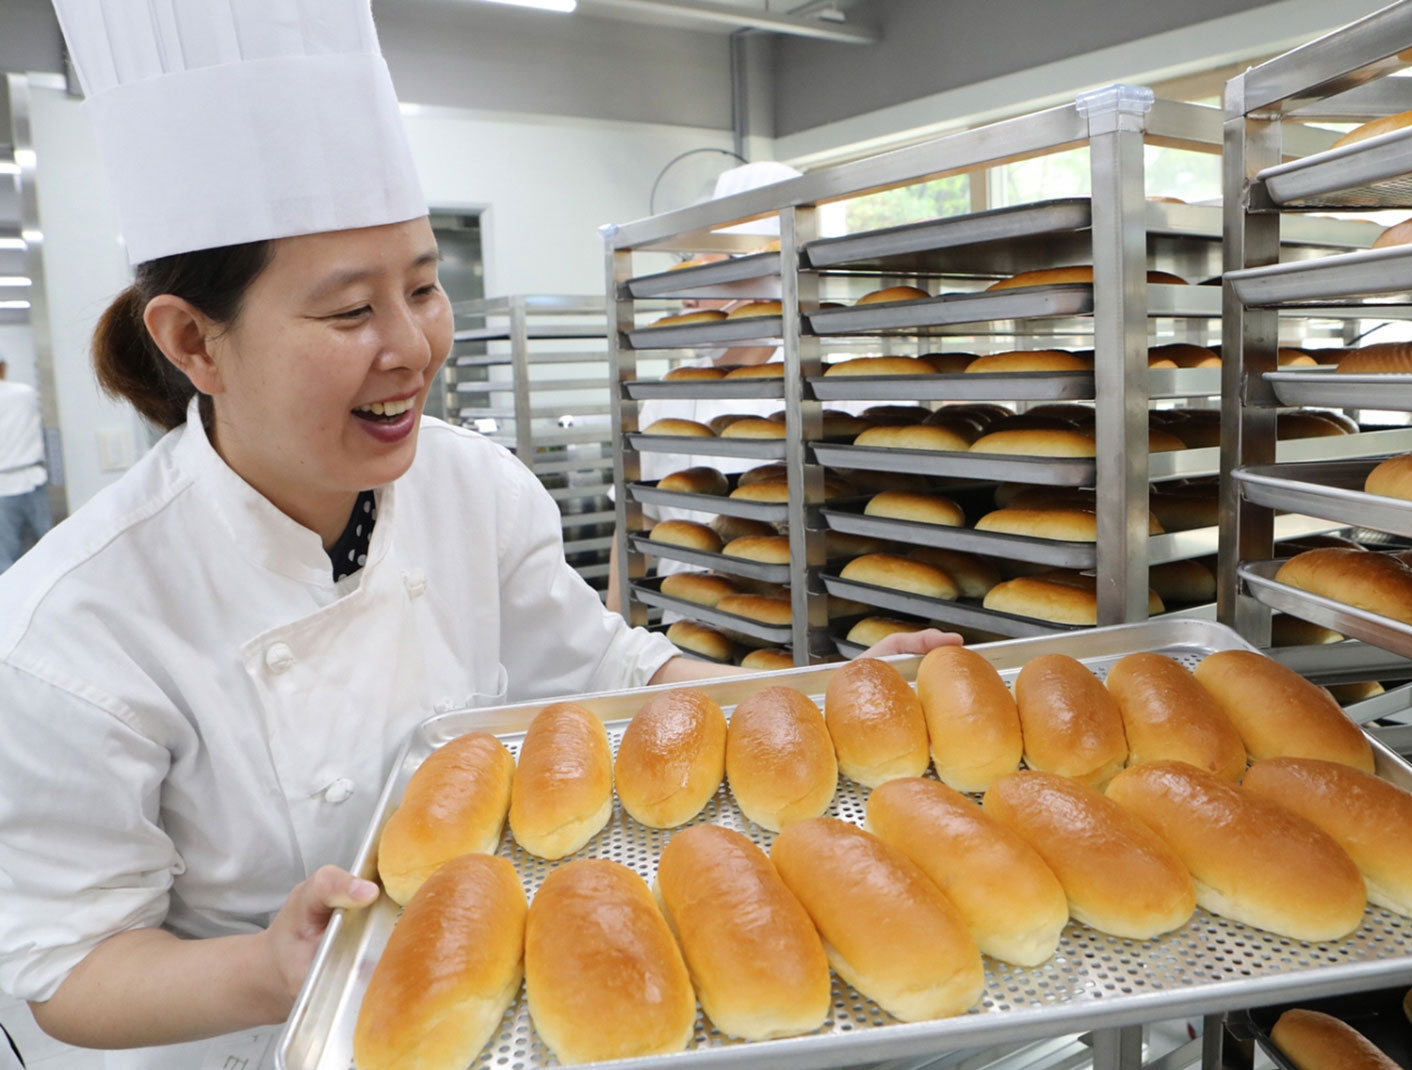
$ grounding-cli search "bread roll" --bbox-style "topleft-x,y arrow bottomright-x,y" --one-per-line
1149,558 -> 1216,604
649,519 -> 723,553
824,657 -> 930,787
740,648 -> 794,670
857,284 -> 931,304
867,778 -> 1067,965
650,309 -> 728,327
1365,453 -> 1412,499
655,825 -> 830,1040
865,491 -> 965,527
710,515 -> 776,542
825,530 -> 894,558
1337,342 -> 1412,374
508,703 -> 612,860
1269,614 -> 1344,646
976,507 -> 1101,542
1331,108 -> 1412,149
915,646 -> 1022,791
984,771 -> 1193,938
1271,1009 -> 1400,1070
722,534 -> 791,563
1328,680 -> 1385,703
720,417 -> 787,440
1374,218 -> 1412,249
1164,416 -> 1224,449
666,619 -> 734,661
985,414 -> 1078,434
354,854 -> 527,1070
987,266 -> 1187,289
840,553 -> 958,600
1280,348 -> 1319,368
378,732 -> 515,905
1147,343 -> 1221,368
717,593 -> 792,625
724,362 -> 786,379
1277,547 -> 1412,624
1105,761 -> 1365,940
921,413 -> 985,443
643,417 -> 715,438
1024,402 -> 1097,425
1014,653 -> 1128,786
970,428 -> 1097,457
845,616 -> 926,646
919,351 -> 978,372
660,571 -> 737,607
1243,757 -> 1412,916
707,413 -> 752,436
983,572 -> 1163,625
526,859 -> 695,1064
905,547 -> 1001,599
861,403 -> 933,425
1280,411 -> 1351,439
854,424 -> 971,451
728,299 -> 783,319
1149,428 -> 1187,452
615,688 -> 727,828
1103,653 -> 1245,782
1149,488 -> 1219,530
738,463 -> 787,486
725,686 -> 837,830
663,365 -> 727,381
824,356 -> 935,377
964,350 -> 1090,373
946,402 -> 1014,427
658,466 -> 729,495
729,480 -> 788,503
821,410 -> 871,439
771,818 -> 984,1020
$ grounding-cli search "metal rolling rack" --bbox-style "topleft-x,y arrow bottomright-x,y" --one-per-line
1221,1 -> 1412,705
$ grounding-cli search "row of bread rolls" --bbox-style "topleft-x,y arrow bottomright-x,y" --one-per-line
1276,546 -> 1412,626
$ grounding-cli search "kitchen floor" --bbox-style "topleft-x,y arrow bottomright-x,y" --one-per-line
0,998 -> 100,1070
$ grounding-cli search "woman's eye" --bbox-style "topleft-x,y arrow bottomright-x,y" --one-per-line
413,284 -> 439,298
332,305 -> 371,320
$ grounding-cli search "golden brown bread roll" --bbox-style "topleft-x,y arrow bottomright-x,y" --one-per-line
986,266 -> 1187,289
1279,411 -> 1351,439
738,463 -> 786,486
857,284 -> 931,304
921,413 -> 985,443
663,364 -> 727,381
821,410 -> 871,438
823,356 -> 935,376
1148,558 -> 1216,604
946,402 -> 1014,427
1277,548 -> 1412,624
728,480 -> 789,503
1280,347 -> 1319,367
666,619 -> 734,661
1244,757 -> 1412,916
650,309 -> 729,327
845,616 -> 926,646
1270,614 -> 1345,646
509,703 -> 613,860
1328,680 -> 1385,703
740,647 -> 795,670
1365,454 -> 1412,499
657,466 -> 729,495
710,515 -> 776,542
717,593 -> 792,625
983,572 -> 1163,625
970,428 -> 1097,456
707,413 -> 753,436
725,686 -> 837,830
840,553 -> 959,600
824,657 -> 931,787
377,732 -> 514,905
1162,415 -> 1224,450
915,645 -> 1022,791
864,490 -> 965,527
724,362 -> 786,379
643,417 -> 715,438
964,350 -> 1090,373
867,778 -> 1067,965
1373,218 -> 1412,249
1103,653 -> 1246,781
723,534 -> 791,563
854,424 -> 971,451
1105,761 -> 1366,940
660,571 -> 738,607
987,414 -> 1081,433
1148,428 -> 1187,452
976,507 -> 1102,541
615,688 -> 726,828
919,351 -> 978,372
825,530 -> 894,558
1014,653 -> 1129,787
655,825 -> 830,1040
1331,108 -> 1412,150
649,519 -> 723,553
1271,1009 -> 1400,1070
1194,650 -> 1375,772
983,771 -> 1194,939
1148,343 -> 1220,368
526,859 -> 695,1063
1024,402 -> 1097,425
905,547 -> 1001,599
1336,341 -> 1412,374
721,417 -> 787,440
354,854 -> 526,1070
728,299 -> 783,318
1149,488 -> 1219,530
770,817 -> 984,1020
861,403 -> 933,425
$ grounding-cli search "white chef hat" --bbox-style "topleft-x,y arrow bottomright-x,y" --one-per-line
712,161 -> 802,237
53,0 -> 427,265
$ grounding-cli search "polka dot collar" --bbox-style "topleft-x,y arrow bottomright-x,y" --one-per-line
328,490 -> 377,581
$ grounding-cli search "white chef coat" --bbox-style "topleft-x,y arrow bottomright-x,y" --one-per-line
0,380 -> 46,496
0,403 -> 676,1068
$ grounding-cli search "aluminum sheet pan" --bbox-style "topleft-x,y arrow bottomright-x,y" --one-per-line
1236,458 -> 1412,539
1228,245 -> 1412,307
627,316 -> 783,350
808,371 -> 1093,403
627,481 -> 788,523
629,533 -> 791,584
1264,640 -> 1412,687
280,617 -> 1412,1070
820,504 -> 1095,569
631,576 -> 793,645
1241,558 -> 1412,659
807,285 -> 1095,335
1147,368 -> 1222,400
819,573 -> 1077,638
1149,514 -> 1345,566
1259,125 -> 1412,208
624,252 -> 781,299
1244,987 -> 1412,1070
1152,429 -> 1412,484
624,379 -> 786,401
1266,368 -> 1412,411
626,433 -> 788,461
811,442 -> 1097,485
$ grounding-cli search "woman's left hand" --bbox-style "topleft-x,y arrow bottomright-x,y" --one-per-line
857,628 -> 964,660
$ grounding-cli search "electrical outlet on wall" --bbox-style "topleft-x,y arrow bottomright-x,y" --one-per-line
97,427 -> 135,471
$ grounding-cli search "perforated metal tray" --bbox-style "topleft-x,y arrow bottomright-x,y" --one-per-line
1237,459 -> 1412,539
630,533 -> 791,583
1241,558 -> 1412,659
808,371 -> 1093,403
627,481 -> 788,523
280,617 -> 1412,1070
1266,368 -> 1412,411
811,442 -> 1097,486
624,379 -> 786,401
631,576 -> 793,645
626,433 -> 788,461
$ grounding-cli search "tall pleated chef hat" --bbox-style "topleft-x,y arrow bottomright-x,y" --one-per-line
52,0 -> 426,265
712,161 -> 802,237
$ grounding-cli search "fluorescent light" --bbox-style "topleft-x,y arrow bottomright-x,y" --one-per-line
0,276 -> 32,287
477,0 -> 576,11
0,238 -> 24,250
0,162 -> 18,176
0,301 -> 31,310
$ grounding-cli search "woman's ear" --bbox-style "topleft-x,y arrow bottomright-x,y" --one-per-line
142,295 -> 225,395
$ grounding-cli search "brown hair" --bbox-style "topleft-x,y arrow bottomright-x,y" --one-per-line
92,240 -> 274,431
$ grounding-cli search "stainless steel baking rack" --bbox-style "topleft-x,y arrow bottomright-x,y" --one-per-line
810,442 -> 1098,486
625,433 -> 788,461
1240,558 -> 1412,658
625,252 -> 781,300
629,533 -> 791,584
627,480 -> 789,523
627,316 -> 783,350
1227,244 -> 1412,307
1265,369 -> 1412,411
630,576 -> 793,645
624,378 -> 786,401
1237,459 -> 1412,539
818,571 -> 1083,638
808,371 -> 1093,402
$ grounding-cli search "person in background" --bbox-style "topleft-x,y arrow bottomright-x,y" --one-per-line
0,358 -> 52,572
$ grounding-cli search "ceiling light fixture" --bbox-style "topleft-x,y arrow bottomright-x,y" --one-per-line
477,0 -> 577,12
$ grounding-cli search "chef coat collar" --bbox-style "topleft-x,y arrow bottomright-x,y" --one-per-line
172,397 -> 394,588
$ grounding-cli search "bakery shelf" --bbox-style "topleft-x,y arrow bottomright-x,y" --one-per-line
818,572 -> 1077,638
544,482 -> 612,502
809,371 -> 1093,403
820,503 -> 1095,569
529,455 -> 613,477
1263,639 -> 1412,687
1257,126 -> 1412,209
629,533 -> 791,584
811,442 -> 1097,485
626,316 -> 783,350
485,427 -> 610,449
627,480 -> 789,523
1145,368 -> 1224,400
1148,514 -> 1344,565
1158,430 -> 1412,483
630,577 -> 793,645
1227,244 -> 1412,307
1236,458 -> 1412,539
623,251 -> 781,299
455,351 -> 611,367
1265,368 -> 1412,411
623,379 -> 786,401
559,510 -> 616,529
1348,683 -> 1412,727
1240,558 -> 1412,659
626,433 -> 788,461
807,285 -> 1093,335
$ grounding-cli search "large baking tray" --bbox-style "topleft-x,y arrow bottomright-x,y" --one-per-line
627,480 -> 788,523
1236,458 -> 1412,540
811,442 -> 1097,486
624,252 -> 781,300
623,378 -> 786,401
626,433 -> 788,461
807,285 -> 1095,335
1266,368 -> 1412,411
1258,125 -> 1412,208
1227,244 -> 1412,307
818,572 -> 1079,638
631,576 -> 793,645
630,533 -> 791,584
808,371 -> 1093,403
1151,428 -> 1412,484
627,316 -> 783,350
280,617 -> 1412,1070
1264,639 -> 1412,688
1244,986 -> 1412,1070
1241,557 -> 1412,659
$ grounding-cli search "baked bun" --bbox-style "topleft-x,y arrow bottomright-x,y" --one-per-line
643,417 -> 715,438
1328,680 -> 1385,704
1279,411 -> 1351,439
738,463 -> 787,486
725,686 -> 837,830
1103,653 -> 1245,781
946,402 -> 1014,427
854,424 -> 971,451
724,362 -> 786,379
964,350 -> 1090,373
970,428 -> 1097,456
526,859 -> 695,1064
845,616 -> 926,646
377,732 -> 515,905
987,266 -> 1187,290
1193,650 -> 1374,771
1149,487 -> 1219,530
729,480 -> 789,503
1024,402 -> 1096,425
717,593 -> 792,625
1162,413 -> 1224,450
860,404 -> 932,425
915,646 -> 1022,791
710,515 -> 777,542
983,771 -> 1194,939
1365,453 -> 1412,499
1269,614 -> 1344,646
1337,342 -> 1412,374
354,854 -> 527,1070
658,466 -> 729,495
840,553 -> 958,600
1149,558 -> 1216,604
770,818 -> 984,1020
905,547 -> 1001,599
986,414 -> 1080,433
707,413 -> 753,435
821,410 -> 871,439
1277,547 -> 1412,624
650,309 -> 728,328
1148,343 -> 1220,368
740,648 -> 795,671
1374,218 -> 1412,249
666,619 -> 734,661
728,299 -> 783,318
663,365 -> 727,381
976,507 -> 1102,542
721,417 -> 787,439
857,284 -> 931,304
1106,761 -> 1365,940
509,703 -> 613,860
864,490 -> 964,526
867,778 -> 1067,965
723,534 -> 791,563
1271,1009 -> 1400,1070
983,571 -> 1163,624
1280,347 -> 1319,367
825,530 -> 893,558
655,825 -> 830,1040
1331,108 -> 1412,149
919,351 -> 978,373
1149,428 -> 1187,452
1245,757 -> 1412,917
649,519 -> 723,553
660,571 -> 738,607
824,657 -> 931,787
615,688 -> 727,828
1014,653 -> 1128,786
824,356 -> 934,376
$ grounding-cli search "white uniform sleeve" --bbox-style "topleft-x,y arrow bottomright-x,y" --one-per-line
0,662 -> 176,1001
493,452 -> 678,700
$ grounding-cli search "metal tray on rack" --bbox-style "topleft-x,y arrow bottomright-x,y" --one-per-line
1266,368 -> 1412,411
811,442 -> 1097,486
1151,429 -> 1412,483
1264,639 -> 1412,689
1147,368 -> 1223,400
808,371 -> 1093,402
627,316 -> 783,350
1149,514 -> 1345,566
627,481 -> 789,523
624,252 -> 781,299
280,616 -> 1412,1070
1258,125 -> 1412,208
1236,458 -> 1412,539
624,379 -> 787,401
820,503 -> 1095,569
1241,558 -> 1412,659
1228,244 -> 1412,307
626,433 -> 788,460
818,572 -> 1078,638
630,533 -> 791,583
1244,987 -> 1412,1070
631,576 -> 793,645
806,285 -> 1095,335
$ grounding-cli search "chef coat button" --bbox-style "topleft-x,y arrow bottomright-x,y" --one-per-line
264,642 -> 295,673
403,570 -> 427,599
323,778 -> 355,804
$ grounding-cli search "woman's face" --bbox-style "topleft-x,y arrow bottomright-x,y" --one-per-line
206,217 -> 452,522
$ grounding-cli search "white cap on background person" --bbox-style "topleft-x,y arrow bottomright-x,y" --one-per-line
712,160 -> 802,237
52,0 -> 426,264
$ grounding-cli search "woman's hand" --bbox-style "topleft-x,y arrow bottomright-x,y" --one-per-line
258,865 -> 380,1014
858,627 -> 964,660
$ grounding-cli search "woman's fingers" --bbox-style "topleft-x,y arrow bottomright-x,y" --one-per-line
857,627 -> 964,660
